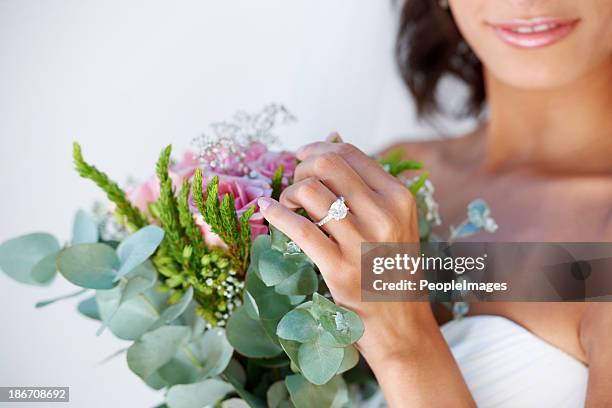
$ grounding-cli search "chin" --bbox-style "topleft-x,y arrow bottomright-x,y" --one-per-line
482,52 -> 596,90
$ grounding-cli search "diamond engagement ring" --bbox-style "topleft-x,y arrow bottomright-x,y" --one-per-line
315,196 -> 349,227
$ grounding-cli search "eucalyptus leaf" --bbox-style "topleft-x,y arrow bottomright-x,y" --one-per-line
274,266 -> 318,296
276,309 -> 317,343
285,374 -> 349,408
57,243 -> 118,289
195,328 -> 234,378
258,249 -> 298,286
150,287 -> 193,330
165,379 -> 233,408
246,268 -> 292,320
119,261 -> 157,304
0,233 -> 60,285
97,287 -> 166,340
158,327 -> 233,385
222,399 -> 250,408
226,306 -> 282,358
77,296 -> 101,320
127,325 -> 191,379
114,225 -> 164,281
244,291 -> 259,320
297,339 -> 344,385
267,381 -> 293,408
31,252 -> 59,285
35,288 -> 87,308
336,345 -> 359,375
224,369 -> 267,408
278,338 -> 301,370
72,209 -> 99,244
157,345 -> 202,386
312,293 -> 364,346
144,371 -> 169,390
223,359 -> 247,387
270,225 -> 291,252
249,234 -> 270,279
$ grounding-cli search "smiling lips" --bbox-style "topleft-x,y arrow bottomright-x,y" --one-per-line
488,18 -> 580,49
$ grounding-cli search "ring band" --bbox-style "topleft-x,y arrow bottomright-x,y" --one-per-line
315,196 -> 349,227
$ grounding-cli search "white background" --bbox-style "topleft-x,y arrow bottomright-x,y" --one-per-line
0,1 -> 472,407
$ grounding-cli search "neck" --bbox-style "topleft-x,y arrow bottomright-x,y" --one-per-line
484,57 -> 612,174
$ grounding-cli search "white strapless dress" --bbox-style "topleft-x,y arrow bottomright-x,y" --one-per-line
362,315 -> 588,407
441,315 -> 588,407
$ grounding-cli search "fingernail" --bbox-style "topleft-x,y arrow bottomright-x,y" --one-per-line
326,132 -> 342,143
257,197 -> 272,211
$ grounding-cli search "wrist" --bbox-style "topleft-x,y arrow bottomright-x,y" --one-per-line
357,303 -> 440,366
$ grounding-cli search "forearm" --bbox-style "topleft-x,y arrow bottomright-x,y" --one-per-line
362,316 -> 476,408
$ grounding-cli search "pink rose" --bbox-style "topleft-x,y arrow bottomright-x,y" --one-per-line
247,150 -> 296,183
190,174 -> 272,248
171,151 -> 200,180
127,172 -> 182,215
243,142 -> 268,163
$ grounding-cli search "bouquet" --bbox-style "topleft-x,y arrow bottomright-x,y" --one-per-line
0,105 -> 497,408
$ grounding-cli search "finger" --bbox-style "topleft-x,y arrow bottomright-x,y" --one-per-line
296,141 -> 392,192
292,152 -> 379,214
325,131 -> 343,143
257,197 -> 338,267
279,177 -> 360,241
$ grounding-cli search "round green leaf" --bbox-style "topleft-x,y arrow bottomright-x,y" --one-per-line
285,374 -> 348,408
279,338 -> 301,370
226,306 -> 282,358
223,359 -> 247,387
336,345 -> 359,374
267,381 -> 292,408
166,379 -> 233,408
0,233 -> 60,285
274,266 -> 318,296
72,209 -> 99,244
158,346 -> 201,386
119,260 -> 157,304
258,249 -> 299,286
276,309 -> 318,343
244,291 -> 259,320
97,287 -> 166,340
150,287 -> 193,330
127,325 -> 191,379
115,225 -> 164,280
246,269 -> 292,320
312,293 -> 364,346
297,340 -> 344,385
77,296 -> 100,320
31,252 -> 59,285
57,243 -> 118,289
222,399 -> 250,408
195,328 -> 233,378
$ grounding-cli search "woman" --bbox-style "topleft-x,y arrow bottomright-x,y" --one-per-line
257,0 -> 612,406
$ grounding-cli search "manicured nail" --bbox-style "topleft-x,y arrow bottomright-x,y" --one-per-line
327,132 -> 342,143
258,197 -> 272,211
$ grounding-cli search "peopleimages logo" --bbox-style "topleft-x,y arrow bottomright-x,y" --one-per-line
371,253 -> 487,275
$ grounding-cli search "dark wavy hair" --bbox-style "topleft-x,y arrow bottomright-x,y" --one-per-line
396,0 -> 485,118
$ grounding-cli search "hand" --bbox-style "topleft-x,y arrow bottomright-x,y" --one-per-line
257,134 -> 436,360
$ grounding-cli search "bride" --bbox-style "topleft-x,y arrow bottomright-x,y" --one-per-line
257,0 -> 612,406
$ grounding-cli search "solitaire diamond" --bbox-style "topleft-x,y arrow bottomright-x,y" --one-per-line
315,196 -> 349,227
328,197 -> 349,221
